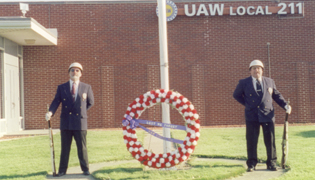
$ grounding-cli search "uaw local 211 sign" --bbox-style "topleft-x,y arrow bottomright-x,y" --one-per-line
157,1 -> 304,21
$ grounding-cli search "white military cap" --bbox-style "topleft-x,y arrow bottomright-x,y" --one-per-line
249,60 -> 264,69
68,62 -> 83,72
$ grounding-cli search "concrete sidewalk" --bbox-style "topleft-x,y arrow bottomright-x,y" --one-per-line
2,129 -> 286,180
46,160 -> 138,179
46,159 -> 285,180
199,158 -> 286,180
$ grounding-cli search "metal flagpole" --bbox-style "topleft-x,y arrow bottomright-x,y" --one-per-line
157,0 -> 171,153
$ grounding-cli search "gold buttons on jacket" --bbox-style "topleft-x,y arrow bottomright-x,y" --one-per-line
65,106 -> 67,108
253,100 -> 255,102
76,114 -> 79,116
64,99 -> 66,101
69,112 -> 72,115
257,106 -> 260,108
250,94 -> 252,96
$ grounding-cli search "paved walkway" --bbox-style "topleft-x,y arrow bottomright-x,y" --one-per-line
46,160 -> 138,179
199,158 -> 285,180
46,159 -> 285,180
2,129 -> 286,180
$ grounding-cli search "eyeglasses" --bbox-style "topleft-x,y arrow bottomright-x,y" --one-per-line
70,69 -> 80,72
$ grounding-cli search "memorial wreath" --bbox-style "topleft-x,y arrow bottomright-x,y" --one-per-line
122,89 -> 200,169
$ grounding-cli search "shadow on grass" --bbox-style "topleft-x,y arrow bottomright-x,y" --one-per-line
0,171 -> 46,179
193,154 -> 268,164
93,162 -> 244,180
193,154 -> 247,160
107,167 -> 142,173
193,164 -> 244,168
93,168 -> 146,180
296,130 -> 315,138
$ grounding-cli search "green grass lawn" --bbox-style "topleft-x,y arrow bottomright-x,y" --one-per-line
93,158 -> 245,180
0,130 -> 144,180
0,125 -> 314,180
193,125 -> 315,180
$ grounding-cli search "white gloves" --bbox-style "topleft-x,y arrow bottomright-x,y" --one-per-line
45,112 -> 52,121
285,105 -> 292,115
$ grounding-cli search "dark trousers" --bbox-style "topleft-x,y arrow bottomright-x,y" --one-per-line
59,130 -> 89,173
246,121 -> 277,168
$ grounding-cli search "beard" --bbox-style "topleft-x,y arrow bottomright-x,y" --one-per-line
70,74 -> 80,81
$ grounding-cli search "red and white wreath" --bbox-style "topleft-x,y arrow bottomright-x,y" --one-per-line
122,89 -> 200,169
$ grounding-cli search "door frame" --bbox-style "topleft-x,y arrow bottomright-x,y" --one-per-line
0,47 -> 5,137
4,49 -> 20,133
0,37 -> 24,136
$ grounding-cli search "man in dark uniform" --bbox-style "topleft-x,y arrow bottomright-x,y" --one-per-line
45,62 -> 94,176
233,60 -> 291,172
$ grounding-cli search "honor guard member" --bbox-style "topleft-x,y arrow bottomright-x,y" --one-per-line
233,60 -> 292,172
45,62 -> 94,176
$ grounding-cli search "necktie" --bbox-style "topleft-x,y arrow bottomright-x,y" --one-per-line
256,79 -> 263,97
72,82 -> 76,102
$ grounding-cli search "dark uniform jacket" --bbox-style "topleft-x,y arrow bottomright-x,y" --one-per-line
233,76 -> 287,123
49,81 -> 94,130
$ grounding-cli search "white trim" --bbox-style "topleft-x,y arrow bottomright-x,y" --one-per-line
19,56 -> 25,130
0,118 -> 6,137
0,17 -> 57,46
0,0 -> 156,3
0,49 -> 4,119
0,0 -> 275,4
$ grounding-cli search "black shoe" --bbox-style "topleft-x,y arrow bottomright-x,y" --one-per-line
58,172 -> 66,177
267,165 -> 278,171
83,171 -> 90,175
247,167 -> 255,172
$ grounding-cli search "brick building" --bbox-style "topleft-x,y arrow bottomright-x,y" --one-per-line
0,0 -> 314,136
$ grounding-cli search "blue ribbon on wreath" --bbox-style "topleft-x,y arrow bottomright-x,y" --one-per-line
122,115 -> 185,144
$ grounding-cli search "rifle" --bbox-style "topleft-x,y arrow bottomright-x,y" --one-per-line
281,99 -> 290,169
47,104 -> 57,176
